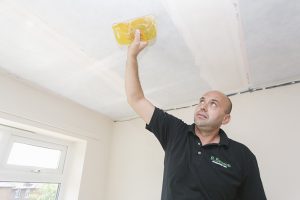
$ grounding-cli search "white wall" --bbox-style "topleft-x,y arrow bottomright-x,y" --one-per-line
107,83 -> 300,200
0,71 -> 113,200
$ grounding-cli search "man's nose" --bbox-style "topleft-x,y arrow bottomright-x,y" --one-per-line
199,102 -> 208,111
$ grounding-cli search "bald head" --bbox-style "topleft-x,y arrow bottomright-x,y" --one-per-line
203,90 -> 232,114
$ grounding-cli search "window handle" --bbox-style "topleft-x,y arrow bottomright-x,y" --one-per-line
31,169 -> 41,173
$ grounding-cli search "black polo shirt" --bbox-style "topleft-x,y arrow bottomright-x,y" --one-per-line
146,107 -> 266,200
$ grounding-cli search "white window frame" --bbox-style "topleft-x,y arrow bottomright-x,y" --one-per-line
2,134 -> 67,174
0,124 -> 70,191
1,125 -> 68,175
0,119 -> 86,200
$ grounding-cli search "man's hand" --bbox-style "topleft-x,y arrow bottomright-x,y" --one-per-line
127,29 -> 148,58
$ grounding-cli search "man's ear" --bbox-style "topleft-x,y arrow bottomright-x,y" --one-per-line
222,114 -> 231,125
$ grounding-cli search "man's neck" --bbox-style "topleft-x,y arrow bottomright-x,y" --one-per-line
194,126 -> 220,146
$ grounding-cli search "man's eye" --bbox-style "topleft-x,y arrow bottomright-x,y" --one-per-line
211,102 -> 217,107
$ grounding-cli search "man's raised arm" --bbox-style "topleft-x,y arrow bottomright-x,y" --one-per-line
125,30 -> 155,124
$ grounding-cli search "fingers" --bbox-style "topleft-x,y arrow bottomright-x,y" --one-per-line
133,29 -> 148,49
133,29 -> 141,43
127,29 -> 148,58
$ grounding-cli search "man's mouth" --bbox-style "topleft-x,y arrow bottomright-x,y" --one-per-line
197,112 -> 208,119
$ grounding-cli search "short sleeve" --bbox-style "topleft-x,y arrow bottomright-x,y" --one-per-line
145,107 -> 186,150
237,153 -> 267,200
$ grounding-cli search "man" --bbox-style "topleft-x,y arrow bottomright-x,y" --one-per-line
125,30 -> 267,200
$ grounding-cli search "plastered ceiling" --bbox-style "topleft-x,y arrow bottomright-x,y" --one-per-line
0,0 -> 299,121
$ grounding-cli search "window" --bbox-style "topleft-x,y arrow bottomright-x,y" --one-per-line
0,124 -> 70,200
0,182 -> 59,200
7,142 -> 61,169
14,188 -> 21,199
3,134 -> 67,174
24,189 -> 30,199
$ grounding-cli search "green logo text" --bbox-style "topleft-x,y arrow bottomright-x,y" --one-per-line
210,156 -> 231,168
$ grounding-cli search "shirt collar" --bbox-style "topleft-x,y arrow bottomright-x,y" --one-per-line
189,124 -> 230,147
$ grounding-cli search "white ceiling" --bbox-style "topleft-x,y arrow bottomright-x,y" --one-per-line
0,0 -> 299,121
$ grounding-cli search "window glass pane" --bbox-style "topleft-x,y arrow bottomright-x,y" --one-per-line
7,143 -> 61,169
0,182 -> 59,200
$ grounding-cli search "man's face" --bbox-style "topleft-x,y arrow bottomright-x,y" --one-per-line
194,91 -> 230,131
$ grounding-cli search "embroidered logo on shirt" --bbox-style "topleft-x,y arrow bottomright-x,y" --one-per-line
210,156 -> 231,168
